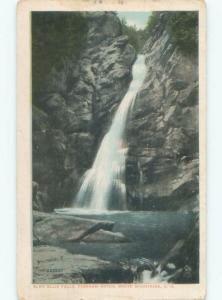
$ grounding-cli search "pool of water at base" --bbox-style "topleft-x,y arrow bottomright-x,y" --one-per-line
55,208 -> 196,262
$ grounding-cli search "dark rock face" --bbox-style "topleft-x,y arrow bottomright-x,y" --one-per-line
32,12 -> 136,211
126,14 -> 199,211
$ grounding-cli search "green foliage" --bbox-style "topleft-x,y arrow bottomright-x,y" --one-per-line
167,12 -> 198,55
145,12 -> 159,34
137,11 -> 198,56
32,12 -> 88,97
120,17 -> 151,53
120,18 -> 141,52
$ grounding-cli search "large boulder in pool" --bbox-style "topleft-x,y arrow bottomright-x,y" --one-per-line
83,229 -> 129,243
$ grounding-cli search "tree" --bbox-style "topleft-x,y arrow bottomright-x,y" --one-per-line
32,12 -> 88,98
120,17 -> 140,52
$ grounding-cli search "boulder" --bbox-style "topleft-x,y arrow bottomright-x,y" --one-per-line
171,80 -> 189,91
33,211 -> 115,244
113,35 -> 129,47
33,245 -> 133,283
83,229 -> 129,243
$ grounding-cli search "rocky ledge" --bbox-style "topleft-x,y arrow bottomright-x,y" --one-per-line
33,246 -> 133,284
33,211 -> 129,245
33,211 -> 132,283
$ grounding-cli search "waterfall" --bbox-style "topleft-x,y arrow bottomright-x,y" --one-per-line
74,55 -> 146,211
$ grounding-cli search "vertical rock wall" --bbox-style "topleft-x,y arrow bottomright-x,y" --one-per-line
126,13 -> 199,211
32,12 -> 136,211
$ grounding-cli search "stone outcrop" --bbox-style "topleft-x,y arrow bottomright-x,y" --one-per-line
33,245 -> 133,283
125,13 -> 199,211
83,229 -> 129,243
32,12 -> 136,211
33,211 -> 128,245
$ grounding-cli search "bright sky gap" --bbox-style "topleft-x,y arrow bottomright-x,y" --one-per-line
117,12 -> 151,30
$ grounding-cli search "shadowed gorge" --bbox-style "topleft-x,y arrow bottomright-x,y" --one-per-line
32,11 -> 199,284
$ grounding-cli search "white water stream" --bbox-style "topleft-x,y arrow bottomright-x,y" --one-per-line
74,55 -> 146,211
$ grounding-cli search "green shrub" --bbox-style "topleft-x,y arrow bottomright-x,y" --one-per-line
32,12 -> 88,97
142,12 -> 198,56
120,18 -> 141,52
167,12 -> 198,55
145,12 -> 159,34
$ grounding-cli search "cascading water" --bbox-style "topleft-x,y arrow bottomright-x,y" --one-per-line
74,55 -> 146,211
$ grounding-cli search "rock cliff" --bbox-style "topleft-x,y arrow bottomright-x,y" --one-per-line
33,12 -> 198,212
32,12 -> 136,211
126,12 -> 199,211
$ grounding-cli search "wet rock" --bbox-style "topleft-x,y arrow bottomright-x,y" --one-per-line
83,229 -> 129,243
166,262 -> 176,271
113,35 -> 129,47
109,67 -> 130,80
171,80 -> 189,91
